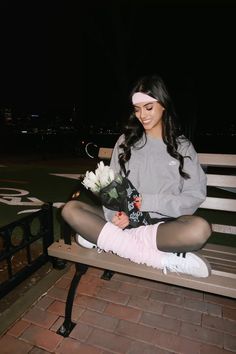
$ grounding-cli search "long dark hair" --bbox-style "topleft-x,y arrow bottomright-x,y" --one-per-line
118,74 -> 190,179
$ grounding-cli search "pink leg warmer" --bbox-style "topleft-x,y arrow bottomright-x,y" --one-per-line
97,222 -> 166,269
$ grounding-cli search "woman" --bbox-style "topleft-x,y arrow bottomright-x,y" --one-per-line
62,74 -> 212,278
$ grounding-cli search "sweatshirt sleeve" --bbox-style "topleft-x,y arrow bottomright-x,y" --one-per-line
140,143 -> 207,217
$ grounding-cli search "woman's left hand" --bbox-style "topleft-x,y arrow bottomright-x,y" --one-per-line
133,196 -> 142,210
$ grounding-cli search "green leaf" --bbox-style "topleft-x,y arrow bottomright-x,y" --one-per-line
108,188 -> 119,199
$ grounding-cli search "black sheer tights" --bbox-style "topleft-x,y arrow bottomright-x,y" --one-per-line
61,200 -> 106,244
156,215 -> 211,253
61,201 -> 212,252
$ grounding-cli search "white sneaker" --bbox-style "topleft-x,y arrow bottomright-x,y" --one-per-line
75,234 -> 97,249
162,252 -> 211,278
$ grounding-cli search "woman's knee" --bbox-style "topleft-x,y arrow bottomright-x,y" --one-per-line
190,216 -> 212,247
61,200 -> 83,222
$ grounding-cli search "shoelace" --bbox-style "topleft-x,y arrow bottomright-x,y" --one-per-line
163,252 -> 186,276
163,264 -> 181,276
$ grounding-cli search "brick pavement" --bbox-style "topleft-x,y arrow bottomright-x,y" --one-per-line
0,264 -> 236,354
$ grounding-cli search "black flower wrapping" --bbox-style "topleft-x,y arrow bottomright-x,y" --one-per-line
99,174 -> 153,228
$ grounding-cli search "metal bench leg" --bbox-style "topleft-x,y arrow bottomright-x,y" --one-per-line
101,269 -> 115,280
51,257 -> 67,270
57,262 -> 88,337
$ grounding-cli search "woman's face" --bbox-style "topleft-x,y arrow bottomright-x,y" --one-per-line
133,101 -> 165,137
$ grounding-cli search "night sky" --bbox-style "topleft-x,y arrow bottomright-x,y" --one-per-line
1,0 -> 236,135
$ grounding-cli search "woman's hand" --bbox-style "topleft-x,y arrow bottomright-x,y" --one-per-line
112,211 -> 129,229
133,196 -> 142,210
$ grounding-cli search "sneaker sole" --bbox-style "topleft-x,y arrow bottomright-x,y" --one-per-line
191,252 -> 212,277
75,235 -> 97,249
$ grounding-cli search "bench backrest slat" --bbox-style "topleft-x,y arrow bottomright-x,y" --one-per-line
198,153 -> 236,166
206,174 -> 236,188
98,149 -> 236,169
98,148 -> 113,160
200,197 -> 236,212
212,223 -> 236,235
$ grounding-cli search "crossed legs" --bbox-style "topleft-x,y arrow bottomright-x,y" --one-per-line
61,200 -> 212,253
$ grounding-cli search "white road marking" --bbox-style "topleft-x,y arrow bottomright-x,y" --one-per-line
50,173 -> 84,180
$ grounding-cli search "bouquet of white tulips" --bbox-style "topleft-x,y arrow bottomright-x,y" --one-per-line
82,161 -> 152,228
82,161 -> 116,194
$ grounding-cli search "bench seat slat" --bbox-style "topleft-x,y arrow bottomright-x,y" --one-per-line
209,265 -> 236,275
201,258 -> 236,272
200,244 -> 236,273
201,243 -> 236,261
200,253 -> 236,266
48,240 -> 236,298
203,243 -> 236,254
211,269 -> 236,279
201,256 -> 236,269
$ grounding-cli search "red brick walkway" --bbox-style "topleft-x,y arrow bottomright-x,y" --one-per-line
1,264 -> 236,353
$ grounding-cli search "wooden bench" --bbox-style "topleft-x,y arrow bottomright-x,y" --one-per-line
48,150 -> 236,337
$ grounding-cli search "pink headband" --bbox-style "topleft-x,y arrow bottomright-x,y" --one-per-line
132,92 -> 157,105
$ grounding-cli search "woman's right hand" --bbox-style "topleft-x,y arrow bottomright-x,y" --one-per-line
112,211 -> 129,229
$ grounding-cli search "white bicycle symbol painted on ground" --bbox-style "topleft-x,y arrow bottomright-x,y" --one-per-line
0,188 -> 65,214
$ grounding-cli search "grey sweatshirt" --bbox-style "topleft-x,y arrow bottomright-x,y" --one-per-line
103,134 -> 207,222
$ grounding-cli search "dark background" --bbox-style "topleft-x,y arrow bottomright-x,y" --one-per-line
1,0 -> 235,152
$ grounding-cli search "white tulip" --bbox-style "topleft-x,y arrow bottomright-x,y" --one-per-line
109,169 -> 115,182
82,160 -> 117,193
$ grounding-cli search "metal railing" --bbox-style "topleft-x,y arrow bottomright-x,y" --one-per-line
0,203 -> 54,298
